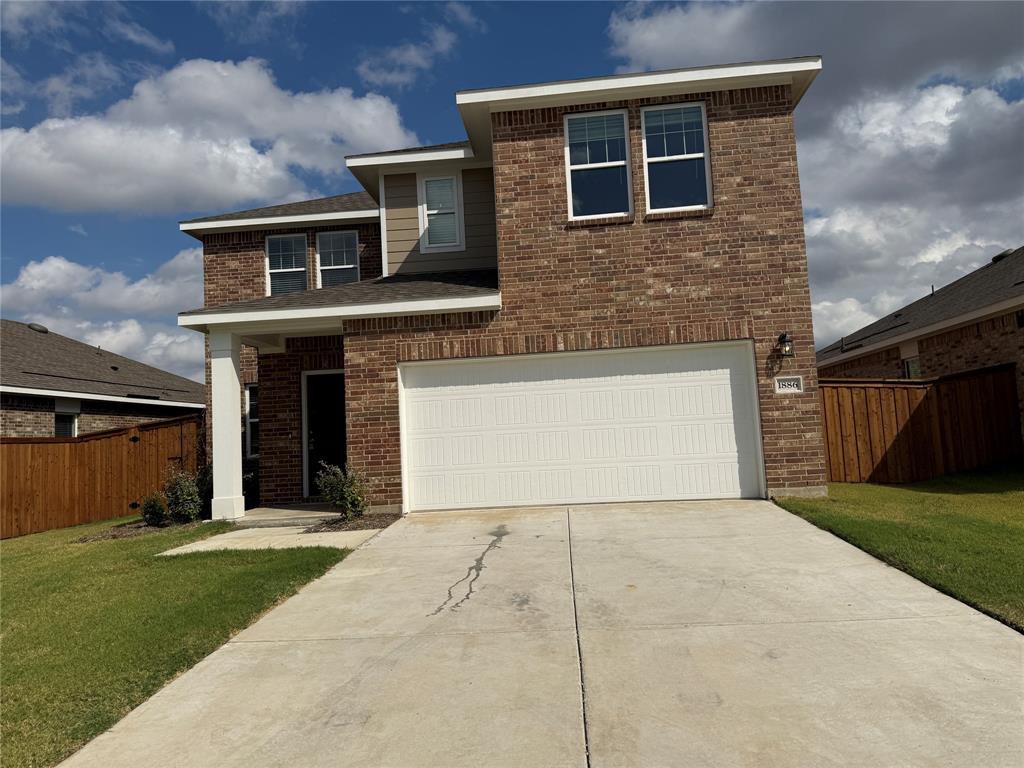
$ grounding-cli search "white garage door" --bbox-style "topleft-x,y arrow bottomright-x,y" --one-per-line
399,342 -> 764,511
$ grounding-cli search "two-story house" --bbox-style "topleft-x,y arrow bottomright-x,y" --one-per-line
178,56 -> 828,520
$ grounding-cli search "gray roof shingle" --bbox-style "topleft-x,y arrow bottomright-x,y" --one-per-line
181,191 -> 377,225
0,319 -> 206,404
816,246 -> 1024,363
180,270 -> 500,317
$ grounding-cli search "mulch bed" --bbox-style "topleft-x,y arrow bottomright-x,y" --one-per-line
72,521 -> 202,543
303,513 -> 401,534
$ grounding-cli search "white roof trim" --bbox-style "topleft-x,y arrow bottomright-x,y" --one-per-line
346,146 -> 474,168
179,293 -> 502,329
0,385 -> 205,409
817,295 -> 1024,368
180,209 -> 379,233
456,57 -> 822,108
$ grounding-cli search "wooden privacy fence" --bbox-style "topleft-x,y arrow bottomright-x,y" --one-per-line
820,364 -> 1022,484
1,415 -> 202,539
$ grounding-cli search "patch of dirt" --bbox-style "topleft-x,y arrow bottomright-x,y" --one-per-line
73,521 -> 202,543
303,513 -> 401,533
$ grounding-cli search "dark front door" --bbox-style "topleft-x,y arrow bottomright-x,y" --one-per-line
305,372 -> 346,496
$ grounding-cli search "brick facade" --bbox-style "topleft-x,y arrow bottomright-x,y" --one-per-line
821,309 -> 1024,434
203,85 -> 828,506
0,393 -> 198,438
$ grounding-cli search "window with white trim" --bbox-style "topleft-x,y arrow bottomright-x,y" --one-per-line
564,110 -> 632,219
641,103 -> 712,212
55,413 -> 77,437
266,234 -> 307,295
316,231 -> 360,287
419,175 -> 463,251
245,384 -> 259,458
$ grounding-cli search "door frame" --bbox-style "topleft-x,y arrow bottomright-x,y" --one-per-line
397,340 -> 767,513
301,369 -> 345,498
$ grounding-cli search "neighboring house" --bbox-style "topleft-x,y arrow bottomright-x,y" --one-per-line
0,320 -> 205,438
178,56 -> 828,519
817,246 -> 1024,430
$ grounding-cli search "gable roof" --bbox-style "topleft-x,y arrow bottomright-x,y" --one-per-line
816,246 -> 1024,365
180,191 -> 376,225
0,319 -> 206,406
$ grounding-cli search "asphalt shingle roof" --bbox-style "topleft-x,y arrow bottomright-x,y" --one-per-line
816,246 -> 1024,363
180,270 -> 500,317
181,191 -> 377,225
0,319 -> 206,404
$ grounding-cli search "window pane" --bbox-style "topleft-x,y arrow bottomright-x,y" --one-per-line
425,178 -> 455,210
248,387 -> 258,420
270,269 -> 307,295
648,157 -> 708,210
318,232 -> 357,268
55,414 -> 75,437
570,166 -> 630,217
321,267 -> 359,287
568,113 -> 626,166
427,211 -> 457,244
267,235 -> 305,270
646,106 -> 704,158
249,421 -> 260,456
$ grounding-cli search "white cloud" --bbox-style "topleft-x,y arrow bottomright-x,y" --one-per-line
40,52 -> 125,116
1,1 -> 173,55
1,249 -> 206,381
103,12 -> 174,55
0,57 -> 419,213
68,224 -> 87,237
444,2 -> 486,32
198,1 -> 305,45
607,3 -> 1024,349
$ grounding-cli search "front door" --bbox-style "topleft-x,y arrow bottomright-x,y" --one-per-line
304,371 -> 346,497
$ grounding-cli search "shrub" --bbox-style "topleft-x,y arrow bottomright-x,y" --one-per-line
165,466 -> 202,524
140,493 -> 167,527
315,462 -> 368,519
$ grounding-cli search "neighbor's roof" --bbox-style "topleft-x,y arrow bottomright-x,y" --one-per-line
0,319 -> 206,406
179,270 -> 500,319
180,191 -> 377,226
816,246 -> 1024,364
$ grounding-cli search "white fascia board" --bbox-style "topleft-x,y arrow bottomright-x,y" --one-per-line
0,385 -> 205,409
817,296 -> 1024,368
455,57 -> 822,109
178,293 -> 502,330
346,146 -> 474,168
180,209 -> 379,233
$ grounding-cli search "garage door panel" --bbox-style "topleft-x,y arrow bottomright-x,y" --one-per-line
401,344 -> 763,511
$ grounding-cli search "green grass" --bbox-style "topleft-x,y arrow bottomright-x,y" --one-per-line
776,467 -> 1024,633
1,517 -> 347,768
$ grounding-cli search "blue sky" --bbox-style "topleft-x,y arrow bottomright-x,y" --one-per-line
2,1 -> 1022,381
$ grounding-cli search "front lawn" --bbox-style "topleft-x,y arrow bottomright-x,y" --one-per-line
776,468 -> 1024,633
1,517 -> 347,768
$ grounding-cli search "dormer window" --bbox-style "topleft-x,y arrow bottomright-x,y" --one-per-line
418,174 -> 464,252
564,110 -> 632,220
266,234 -> 308,295
641,103 -> 712,212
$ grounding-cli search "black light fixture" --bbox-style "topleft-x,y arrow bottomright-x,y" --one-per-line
777,332 -> 794,357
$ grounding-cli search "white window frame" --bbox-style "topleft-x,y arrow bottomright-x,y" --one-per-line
563,108 -> 633,221
245,383 -> 259,458
640,102 -> 713,214
264,234 -> 308,297
54,412 -> 78,437
315,230 -> 360,288
417,172 -> 465,253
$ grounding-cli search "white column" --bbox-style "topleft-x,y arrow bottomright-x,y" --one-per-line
209,331 -> 245,519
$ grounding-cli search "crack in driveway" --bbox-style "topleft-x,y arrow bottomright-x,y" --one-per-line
428,525 -> 509,615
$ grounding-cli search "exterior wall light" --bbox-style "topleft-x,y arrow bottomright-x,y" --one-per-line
777,332 -> 794,357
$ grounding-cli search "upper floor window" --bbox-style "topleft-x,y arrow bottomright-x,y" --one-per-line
316,231 -> 360,287
641,103 -> 712,212
418,175 -> 464,252
564,110 -> 632,220
266,234 -> 307,296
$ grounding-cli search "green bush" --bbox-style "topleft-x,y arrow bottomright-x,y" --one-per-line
140,493 -> 167,527
164,466 -> 202,524
315,462 -> 368,519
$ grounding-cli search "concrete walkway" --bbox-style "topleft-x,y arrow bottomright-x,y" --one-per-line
61,501 -> 1023,768
159,526 -> 380,554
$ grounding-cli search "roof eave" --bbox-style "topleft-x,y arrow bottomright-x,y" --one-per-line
179,209 -> 380,236
0,384 -> 204,409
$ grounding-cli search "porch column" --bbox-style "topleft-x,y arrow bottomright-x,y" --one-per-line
209,331 -> 245,519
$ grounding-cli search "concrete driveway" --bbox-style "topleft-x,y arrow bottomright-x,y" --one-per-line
62,501 -> 1023,768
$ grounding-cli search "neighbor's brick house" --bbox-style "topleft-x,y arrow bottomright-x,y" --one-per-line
0,320 -> 205,438
179,57 -> 829,519
817,247 -> 1024,434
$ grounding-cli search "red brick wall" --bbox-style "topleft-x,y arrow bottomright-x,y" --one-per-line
819,347 -> 903,379
0,393 -> 199,438
0,394 -> 54,437
339,85 -> 826,504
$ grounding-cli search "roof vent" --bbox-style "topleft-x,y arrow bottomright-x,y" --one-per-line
27,322 -> 49,334
992,248 -> 1014,264
110,365 -> 119,372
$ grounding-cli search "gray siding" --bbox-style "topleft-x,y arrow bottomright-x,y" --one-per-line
384,168 -> 497,274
